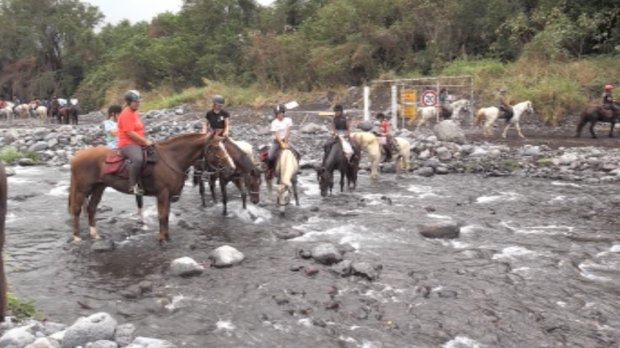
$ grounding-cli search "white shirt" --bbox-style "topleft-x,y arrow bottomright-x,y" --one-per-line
270,117 -> 293,139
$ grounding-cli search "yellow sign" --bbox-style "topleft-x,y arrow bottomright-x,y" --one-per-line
400,89 -> 417,118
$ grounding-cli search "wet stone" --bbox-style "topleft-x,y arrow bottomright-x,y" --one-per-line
418,222 -> 460,239
209,245 -> 245,268
121,285 -> 142,299
414,167 -> 434,177
351,262 -> 379,281
298,249 -> 312,259
436,289 -> 458,299
303,265 -> 319,276
114,323 -> 136,347
169,257 -> 204,276
274,230 -> 304,240
272,294 -> 290,305
312,319 -> 327,328
91,240 -> 115,253
324,301 -> 340,310
311,243 -> 343,265
289,264 -> 304,272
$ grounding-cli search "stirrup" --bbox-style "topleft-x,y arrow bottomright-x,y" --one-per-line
132,184 -> 144,196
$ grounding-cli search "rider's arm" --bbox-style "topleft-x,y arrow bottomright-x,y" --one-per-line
126,131 -> 152,146
222,117 -> 230,137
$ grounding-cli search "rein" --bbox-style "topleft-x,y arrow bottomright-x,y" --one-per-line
154,145 -> 186,176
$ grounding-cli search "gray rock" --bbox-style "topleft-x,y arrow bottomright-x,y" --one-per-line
300,123 -> 328,134
330,260 -> 352,276
418,222 -> 460,239
4,168 -> 15,177
88,340 -> 118,348
29,141 -> 48,152
414,167 -> 434,177
91,240 -> 115,253
559,153 -> 578,166
126,337 -> 176,348
436,147 -> 452,161
469,147 -> 488,157
47,138 -> 59,149
432,120 -> 466,144
61,312 -> 117,348
522,145 -> 540,156
311,243 -> 342,265
169,257 -> 204,276
357,121 -> 374,132
24,337 -> 60,348
351,262 -> 379,281
417,149 -> 431,160
209,245 -> 245,268
113,323 -> 136,347
0,326 -> 36,348
436,166 -> 449,175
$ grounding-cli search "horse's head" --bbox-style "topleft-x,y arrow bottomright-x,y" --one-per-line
245,168 -> 262,204
525,101 -> 534,114
316,166 -> 332,197
204,136 -> 234,172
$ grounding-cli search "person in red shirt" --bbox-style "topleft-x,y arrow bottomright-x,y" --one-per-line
117,90 -> 153,195
375,113 -> 399,161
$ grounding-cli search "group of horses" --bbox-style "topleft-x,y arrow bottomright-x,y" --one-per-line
0,100 -> 78,124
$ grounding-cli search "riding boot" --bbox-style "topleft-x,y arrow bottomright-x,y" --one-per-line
128,163 -> 143,196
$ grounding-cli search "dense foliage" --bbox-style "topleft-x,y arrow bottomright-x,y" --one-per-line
0,0 -> 617,111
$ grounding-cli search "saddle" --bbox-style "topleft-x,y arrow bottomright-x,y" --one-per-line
103,147 -> 157,178
440,105 -> 453,119
499,105 -> 514,121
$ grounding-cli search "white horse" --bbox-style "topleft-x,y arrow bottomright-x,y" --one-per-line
350,132 -> 410,178
266,148 -> 299,216
14,104 -> 30,119
0,102 -> 15,122
414,99 -> 472,131
33,106 -> 47,123
476,100 -> 534,138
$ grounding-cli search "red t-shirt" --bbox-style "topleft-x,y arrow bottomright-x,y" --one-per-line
117,106 -> 144,147
379,119 -> 390,135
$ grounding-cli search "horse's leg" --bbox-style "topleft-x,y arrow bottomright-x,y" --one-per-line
220,177 -> 228,216
70,190 -> 87,242
208,174 -> 217,204
576,119 -> 585,137
609,122 -> 615,138
292,176 -> 300,206
590,121 -> 597,138
156,193 -> 171,243
234,177 -> 247,210
516,122 -> 526,139
502,123 -> 511,138
340,169 -> 345,193
136,195 -> 144,223
86,184 -> 106,239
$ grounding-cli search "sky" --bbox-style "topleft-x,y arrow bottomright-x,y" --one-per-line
85,0 -> 275,25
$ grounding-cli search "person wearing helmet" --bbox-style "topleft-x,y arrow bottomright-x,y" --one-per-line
117,90 -> 153,196
103,104 -> 122,149
602,84 -> 620,116
325,104 -> 354,162
375,112 -> 399,162
266,104 -> 293,178
202,95 -> 230,137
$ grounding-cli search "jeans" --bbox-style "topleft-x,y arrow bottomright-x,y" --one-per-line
119,144 -> 143,188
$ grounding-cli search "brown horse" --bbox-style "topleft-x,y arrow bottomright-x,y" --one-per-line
68,133 -> 229,243
194,139 -> 262,215
59,105 -> 78,125
48,100 -> 61,123
576,103 -> 620,138
0,164 -> 7,321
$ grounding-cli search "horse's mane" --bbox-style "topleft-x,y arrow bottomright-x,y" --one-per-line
226,140 -> 256,172
157,132 -> 205,146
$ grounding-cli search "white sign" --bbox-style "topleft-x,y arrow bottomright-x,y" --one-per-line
285,101 -> 299,110
421,90 -> 437,106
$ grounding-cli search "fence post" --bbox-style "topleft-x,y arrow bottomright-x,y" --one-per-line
391,84 -> 398,130
363,85 -> 370,121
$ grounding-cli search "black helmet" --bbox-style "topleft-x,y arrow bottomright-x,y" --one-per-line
376,112 -> 386,119
274,104 -> 286,114
108,104 -> 122,115
124,90 -> 141,103
333,104 -> 343,112
212,95 -> 225,105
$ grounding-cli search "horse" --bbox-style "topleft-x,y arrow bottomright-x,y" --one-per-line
68,133 -> 230,243
0,102 -> 15,122
258,147 -> 299,216
14,104 -> 30,119
316,138 -> 360,197
194,139 -> 262,216
48,100 -> 61,123
475,100 -> 534,138
32,106 -> 47,124
576,103 -> 620,138
59,105 -> 78,125
350,132 -> 410,179
0,164 -> 7,321
414,99 -> 472,131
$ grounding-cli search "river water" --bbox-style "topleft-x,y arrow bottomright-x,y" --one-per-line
5,165 -> 620,347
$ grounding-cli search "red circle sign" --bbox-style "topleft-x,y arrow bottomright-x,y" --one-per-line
421,90 -> 437,106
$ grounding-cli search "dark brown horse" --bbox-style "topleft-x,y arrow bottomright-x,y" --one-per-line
0,164 -> 7,321
68,133 -> 229,243
194,139 -> 262,215
48,99 -> 61,123
317,138 -> 360,197
59,105 -> 78,125
576,103 -> 620,138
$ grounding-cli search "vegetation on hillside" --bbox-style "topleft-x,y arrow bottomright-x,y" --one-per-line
0,0 -> 617,122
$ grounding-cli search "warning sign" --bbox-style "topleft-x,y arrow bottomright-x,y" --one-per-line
421,90 -> 438,106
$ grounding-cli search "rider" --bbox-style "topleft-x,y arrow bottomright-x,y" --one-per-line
117,90 -> 153,196
202,95 -> 230,137
498,87 -> 514,120
103,104 -> 122,149
376,112 -> 399,161
325,104 -> 354,162
602,84 -> 619,114
266,104 -> 293,178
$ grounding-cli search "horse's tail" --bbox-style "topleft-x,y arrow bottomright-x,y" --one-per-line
475,109 -> 486,126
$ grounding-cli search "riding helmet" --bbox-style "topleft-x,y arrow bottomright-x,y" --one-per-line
376,112 -> 386,119
604,84 -> 614,91
333,104 -> 343,113
212,95 -> 225,105
274,104 -> 286,114
124,90 -> 141,103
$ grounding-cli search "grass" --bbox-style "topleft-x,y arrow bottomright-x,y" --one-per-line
0,147 -> 38,164
7,292 -> 43,321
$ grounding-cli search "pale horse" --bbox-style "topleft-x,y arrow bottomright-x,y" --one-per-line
0,102 -> 15,122
14,104 -> 31,119
475,100 -> 535,138
350,132 -> 410,179
265,148 -> 299,216
31,105 -> 48,123
414,99 -> 472,132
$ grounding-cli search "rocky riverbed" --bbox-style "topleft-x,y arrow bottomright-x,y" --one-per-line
0,106 -> 619,347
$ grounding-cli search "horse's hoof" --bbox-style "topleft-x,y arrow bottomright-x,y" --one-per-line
72,236 -> 82,243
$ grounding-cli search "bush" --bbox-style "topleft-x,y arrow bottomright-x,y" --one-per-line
0,147 -> 38,164
7,293 -> 43,321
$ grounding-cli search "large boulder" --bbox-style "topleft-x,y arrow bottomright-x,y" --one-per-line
433,120 -> 466,144
61,313 -> 117,348
0,326 -> 36,348
169,257 -> 204,276
418,222 -> 461,239
311,243 -> 343,265
300,123 -> 328,134
209,245 -> 245,268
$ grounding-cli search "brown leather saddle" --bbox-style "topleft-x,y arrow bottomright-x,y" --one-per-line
103,147 -> 157,178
